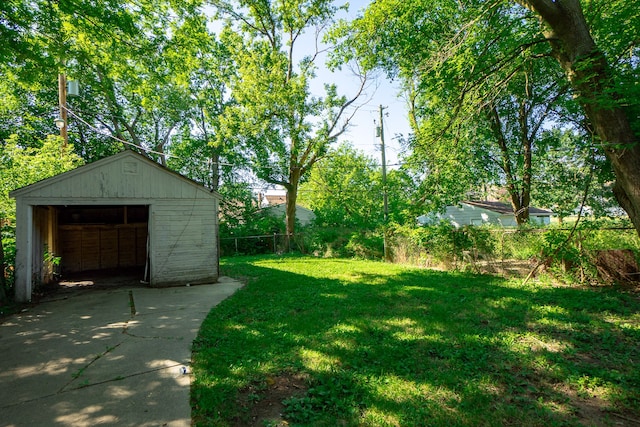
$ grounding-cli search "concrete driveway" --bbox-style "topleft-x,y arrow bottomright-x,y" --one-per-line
0,278 -> 243,427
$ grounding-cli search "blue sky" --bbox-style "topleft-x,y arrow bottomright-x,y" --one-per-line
311,0 -> 412,167
205,0 -> 412,168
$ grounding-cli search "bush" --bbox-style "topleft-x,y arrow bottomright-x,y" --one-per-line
344,231 -> 384,259
527,219 -> 639,283
499,227 -> 546,260
305,227 -> 384,259
388,221 -> 466,267
220,210 -> 285,239
277,218 -> 638,283
387,218 -> 639,283
1,222 -> 16,304
306,226 -> 355,258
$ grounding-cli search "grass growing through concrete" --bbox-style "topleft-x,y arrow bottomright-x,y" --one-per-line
191,255 -> 640,426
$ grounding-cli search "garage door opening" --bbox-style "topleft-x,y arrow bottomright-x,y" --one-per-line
55,205 -> 149,288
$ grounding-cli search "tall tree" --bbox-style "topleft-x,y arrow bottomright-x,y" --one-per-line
166,13 -> 238,191
478,60 -> 572,224
518,0 -> 640,234
533,127 -> 616,220
2,1 -> 216,166
334,0 -> 640,233
0,70 -> 58,148
400,58 -> 574,225
1,0 -> 137,68
64,2 -> 198,164
212,0 -> 367,235
1,0 -> 140,158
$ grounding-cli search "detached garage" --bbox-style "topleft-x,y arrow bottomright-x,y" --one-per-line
10,150 -> 220,302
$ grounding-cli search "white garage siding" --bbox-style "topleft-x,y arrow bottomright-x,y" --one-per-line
149,199 -> 218,286
10,151 -> 220,302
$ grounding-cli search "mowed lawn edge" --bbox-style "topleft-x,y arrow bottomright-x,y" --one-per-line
191,255 -> 640,426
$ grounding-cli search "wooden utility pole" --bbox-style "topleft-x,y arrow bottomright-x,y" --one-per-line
379,105 -> 389,223
58,73 -> 68,147
379,105 -> 390,261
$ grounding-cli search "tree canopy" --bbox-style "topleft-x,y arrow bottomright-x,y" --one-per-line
1,135 -> 83,220
212,0 -> 367,235
2,0 -> 639,237
333,0 -> 639,231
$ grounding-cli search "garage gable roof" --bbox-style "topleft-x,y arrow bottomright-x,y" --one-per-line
10,150 -> 220,201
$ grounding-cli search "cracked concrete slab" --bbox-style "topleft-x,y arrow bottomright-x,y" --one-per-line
0,278 -> 243,427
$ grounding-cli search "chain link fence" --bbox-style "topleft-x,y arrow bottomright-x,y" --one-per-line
220,233 -> 306,256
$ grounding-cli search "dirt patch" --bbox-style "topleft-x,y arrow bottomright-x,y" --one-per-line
554,384 -> 640,427
235,373 -> 308,427
467,259 -> 536,278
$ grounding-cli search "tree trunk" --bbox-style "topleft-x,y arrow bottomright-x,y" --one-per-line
519,94 -> 533,225
211,150 -> 220,192
488,104 -> 532,226
521,0 -> 640,236
282,164 -> 302,254
510,194 -> 530,226
285,181 -> 298,237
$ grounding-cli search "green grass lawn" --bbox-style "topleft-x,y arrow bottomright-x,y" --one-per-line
191,255 -> 640,426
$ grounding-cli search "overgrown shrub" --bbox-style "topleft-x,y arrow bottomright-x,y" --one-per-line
458,225 -> 495,260
306,227 -> 383,259
220,210 -> 285,239
344,231 -> 383,259
1,223 -> 16,304
499,227 -> 546,260
388,221 -> 468,267
306,226 -> 351,257
387,218 -> 639,283
578,218 -> 640,251
526,219 -> 639,283
219,206 -> 289,256
247,218 -> 638,284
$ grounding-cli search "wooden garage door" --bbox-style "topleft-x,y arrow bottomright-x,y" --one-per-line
59,224 -> 147,273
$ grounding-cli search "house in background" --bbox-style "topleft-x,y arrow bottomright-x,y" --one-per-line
263,194 -> 286,206
262,203 -> 316,227
10,150 -> 220,302
257,192 -> 316,227
418,200 -> 554,228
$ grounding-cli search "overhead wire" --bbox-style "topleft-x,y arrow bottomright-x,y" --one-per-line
61,108 -> 413,219
63,105 -> 180,159
62,104 -> 237,167
64,103 -> 410,170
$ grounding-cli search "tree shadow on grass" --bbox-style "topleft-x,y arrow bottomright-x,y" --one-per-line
192,258 -> 640,426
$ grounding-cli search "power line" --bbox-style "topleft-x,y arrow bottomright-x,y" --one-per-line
63,104 -> 412,196
63,104 -> 241,167
63,105 -> 179,159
